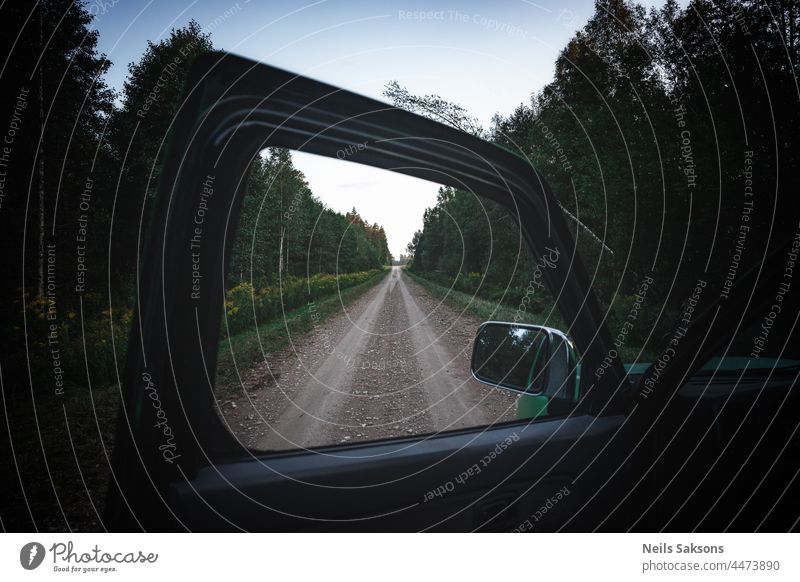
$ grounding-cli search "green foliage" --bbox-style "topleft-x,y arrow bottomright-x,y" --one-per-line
9,292 -> 132,399
222,269 -> 386,337
409,0 -> 800,357
215,269 -> 389,393
4,14 -> 391,401
111,19 -> 213,198
407,185 -> 549,318
109,20 -> 214,280
405,270 -> 563,329
0,0 -> 116,315
228,149 -> 391,284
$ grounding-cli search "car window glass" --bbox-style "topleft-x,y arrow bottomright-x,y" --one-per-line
213,149 -> 573,452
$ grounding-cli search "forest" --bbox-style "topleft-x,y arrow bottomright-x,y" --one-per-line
402,0 -> 799,354
0,0 -> 796,392
230,148 -> 391,285
0,5 -> 391,393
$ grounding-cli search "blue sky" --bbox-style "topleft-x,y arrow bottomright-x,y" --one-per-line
91,0 -> 671,257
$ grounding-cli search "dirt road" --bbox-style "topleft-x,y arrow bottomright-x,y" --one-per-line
218,266 -> 518,450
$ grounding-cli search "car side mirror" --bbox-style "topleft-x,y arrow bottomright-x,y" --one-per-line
471,322 -> 580,403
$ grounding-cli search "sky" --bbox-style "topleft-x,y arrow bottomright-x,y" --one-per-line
90,0 -> 672,257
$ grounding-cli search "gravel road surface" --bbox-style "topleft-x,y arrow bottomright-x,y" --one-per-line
217,266 -> 518,450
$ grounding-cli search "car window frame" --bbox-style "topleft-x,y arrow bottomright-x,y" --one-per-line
111,51 -> 628,488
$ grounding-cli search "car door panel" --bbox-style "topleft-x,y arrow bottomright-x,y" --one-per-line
169,415 -> 630,531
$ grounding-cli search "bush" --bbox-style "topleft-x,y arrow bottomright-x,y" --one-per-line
11,269 -> 385,396
224,269 -> 385,336
13,291 -> 133,393
410,270 -> 556,316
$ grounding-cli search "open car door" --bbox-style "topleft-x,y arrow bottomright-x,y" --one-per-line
104,52 -> 631,532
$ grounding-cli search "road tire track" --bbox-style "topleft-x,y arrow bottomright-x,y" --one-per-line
219,267 -> 517,451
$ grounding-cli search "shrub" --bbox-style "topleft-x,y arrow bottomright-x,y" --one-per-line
14,291 -> 133,393
223,269 -> 385,336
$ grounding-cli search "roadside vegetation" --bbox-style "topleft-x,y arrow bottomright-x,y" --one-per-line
397,0 -> 798,361
215,268 -> 388,396
404,269 -> 653,363
404,269 -> 561,327
3,9 -> 393,402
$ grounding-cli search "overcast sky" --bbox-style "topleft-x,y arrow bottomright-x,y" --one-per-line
92,0 -> 671,257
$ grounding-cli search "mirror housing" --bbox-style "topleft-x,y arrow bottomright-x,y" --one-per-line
471,322 -> 580,405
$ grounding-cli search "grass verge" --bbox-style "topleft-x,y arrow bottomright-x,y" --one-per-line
404,269 -> 655,363
404,269 -> 565,328
215,268 -> 389,396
